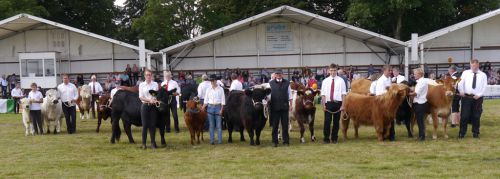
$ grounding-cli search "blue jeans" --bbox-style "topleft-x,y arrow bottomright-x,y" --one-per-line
207,105 -> 222,144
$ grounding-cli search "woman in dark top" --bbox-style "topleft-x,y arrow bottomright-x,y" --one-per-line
76,74 -> 84,87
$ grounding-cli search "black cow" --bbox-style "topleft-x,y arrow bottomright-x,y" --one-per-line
180,82 -> 198,113
110,88 -> 175,146
225,87 -> 271,145
395,81 -> 414,138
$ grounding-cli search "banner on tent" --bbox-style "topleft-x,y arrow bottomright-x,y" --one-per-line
265,23 -> 293,52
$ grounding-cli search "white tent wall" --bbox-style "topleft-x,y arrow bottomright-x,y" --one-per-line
170,17 -> 392,71
422,13 -> 500,64
0,24 -> 139,75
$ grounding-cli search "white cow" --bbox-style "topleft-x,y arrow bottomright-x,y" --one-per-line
19,98 -> 34,136
42,89 -> 64,134
77,85 -> 92,120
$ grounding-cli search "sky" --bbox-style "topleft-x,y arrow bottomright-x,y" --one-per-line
114,0 -> 126,7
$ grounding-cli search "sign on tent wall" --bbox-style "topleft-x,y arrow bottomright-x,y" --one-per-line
265,23 -> 294,51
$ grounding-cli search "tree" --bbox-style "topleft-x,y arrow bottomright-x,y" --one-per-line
115,0 -> 147,44
0,0 -> 47,19
38,0 -> 117,37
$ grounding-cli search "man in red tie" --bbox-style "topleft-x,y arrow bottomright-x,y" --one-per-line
320,64 -> 347,144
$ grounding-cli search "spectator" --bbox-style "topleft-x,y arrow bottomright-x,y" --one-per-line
11,83 -> 24,114
132,64 -> 140,85
8,73 -> 16,92
120,72 -> 130,86
125,64 -> 132,85
76,74 -> 85,86
0,75 -> 7,98
368,64 -> 375,77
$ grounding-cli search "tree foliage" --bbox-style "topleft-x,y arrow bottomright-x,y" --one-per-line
0,0 -> 47,19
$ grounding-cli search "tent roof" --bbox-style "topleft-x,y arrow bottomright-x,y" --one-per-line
415,8 -> 500,44
161,5 -> 406,54
0,13 -> 152,52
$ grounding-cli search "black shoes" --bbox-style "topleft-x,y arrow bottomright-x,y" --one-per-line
323,140 -> 330,144
450,124 -> 457,128
332,140 -> 338,144
473,134 -> 480,139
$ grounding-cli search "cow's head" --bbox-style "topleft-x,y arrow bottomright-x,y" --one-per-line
440,74 -> 459,97
97,94 -> 111,112
157,87 -> 177,102
388,83 -> 409,100
186,100 -> 199,112
297,88 -> 320,110
45,89 -> 59,106
246,87 -> 271,111
79,85 -> 92,99
20,98 -> 31,111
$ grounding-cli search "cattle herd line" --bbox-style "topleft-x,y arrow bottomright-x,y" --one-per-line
18,73 -> 464,148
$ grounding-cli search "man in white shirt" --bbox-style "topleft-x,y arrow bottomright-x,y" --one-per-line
409,68 -> 429,141
58,74 -> 79,134
392,67 -> 406,84
88,74 -> 103,119
375,65 -> 397,141
458,59 -> 487,139
375,65 -> 392,96
0,75 -> 7,99
202,74 -> 225,145
160,71 -> 181,133
320,64 -> 347,144
229,73 -> 243,92
11,83 -> 24,114
197,74 -> 211,130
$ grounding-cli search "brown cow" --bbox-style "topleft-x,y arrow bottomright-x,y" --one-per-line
424,76 -> 458,139
96,94 -> 111,133
184,97 -> 207,145
350,78 -> 372,95
342,84 -> 409,141
294,87 -> 320,143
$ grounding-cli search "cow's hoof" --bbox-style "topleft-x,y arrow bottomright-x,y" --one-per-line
311,136 -> 316,142
256,141 -> 260,145
432,136 -> 437,140
141,145 -> 147,150
444,135 -> 449,139
110,140 -> 115,144
300,138 -> 305,143
250,141 -> 255,146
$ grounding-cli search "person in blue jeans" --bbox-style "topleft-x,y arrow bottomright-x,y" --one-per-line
202,74 -> 225,145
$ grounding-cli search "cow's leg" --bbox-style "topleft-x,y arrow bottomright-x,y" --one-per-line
431,112 -> 438,140
354,121 -> 360,139
56,118 -> 61,134
110,116 -> 120,144
442,116 -> 449,139
374,120 -> 384,142
247,128 -> 255,146
122,120 -> 135,144
239,126 -> 246,142
159,124 -> 166,147
298,121 -> 306,143
189,127 -> 195,145
383,121 -> 392,139
227,123 -> 233,143
309,118 -> 316,142
86,110 -> 90,120
97,116 -> 102,133
255,128 -> 262,145
341,116 -> 350,140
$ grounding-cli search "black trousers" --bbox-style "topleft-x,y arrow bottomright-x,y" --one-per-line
271,109 -> 289,144
62,103 -> 77,134
30,110 -> 43,134
165,98 -> 179,132
324,101 -> 342,142
13,97 -> 20,114
141,104 -> 159,146
91,94 -> 99,118
459,97 -> 483,137
414,102 -> 428,140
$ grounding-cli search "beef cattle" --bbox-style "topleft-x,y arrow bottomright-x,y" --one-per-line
96,94 -> 111,133
184,97 -> 207,145
19,98 -> 34,136
291,83 -> 320,143
41,89 -> 63,134
424,76 -> 457,139
225,87 -> 270,145
342,84 -> 409,141
109,90 -> 144,144
77,85 -> 92,120
350,78 -> 372,95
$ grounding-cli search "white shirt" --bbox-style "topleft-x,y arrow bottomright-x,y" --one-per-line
375,74 -> 392,96
217,80 -> 224,87
11,88 -> 23,98
204,86 -> 226,105
57,83 -> 78,102
197,81 -> 211,99
414,78 -> 429,104
458,69 -> 487,97
0,78 -> 6,86
139,81 -> 158,103
160,79 -> 181,94
320,76 -> 347,102
229,80 -> 243,91
369,81 -> 376,95
28,91 -> 43,110
392,75 -> 405,84
88,81 -> 103,94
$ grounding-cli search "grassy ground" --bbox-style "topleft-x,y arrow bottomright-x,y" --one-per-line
1,100 -> 499,178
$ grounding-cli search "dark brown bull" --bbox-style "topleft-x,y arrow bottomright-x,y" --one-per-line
293,85 -> 319,143
96,94 -> 111,133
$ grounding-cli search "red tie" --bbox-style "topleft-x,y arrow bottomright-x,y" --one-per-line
164,81 -> 169,90
330,78 -> 335,102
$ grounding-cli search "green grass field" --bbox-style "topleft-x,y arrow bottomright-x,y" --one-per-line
1,100 -> 499,178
